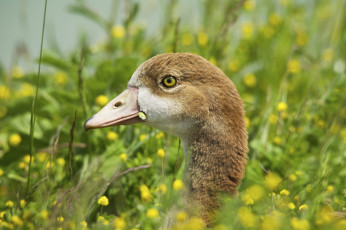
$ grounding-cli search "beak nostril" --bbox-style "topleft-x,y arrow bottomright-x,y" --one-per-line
113,101 -> 122,108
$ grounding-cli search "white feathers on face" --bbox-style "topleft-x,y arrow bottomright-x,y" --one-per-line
128,65 -> 193,141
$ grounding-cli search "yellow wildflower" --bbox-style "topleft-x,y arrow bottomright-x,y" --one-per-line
288,59 -> 301,74
155,132 -> 164,139
181,33 -> 194,46
291,218 -> 310,230
244,116 -> 250,128
176,211 -> 188,223
97,196 -> 109,206
243,73 -> 257,87
53,72 -> 68,85
244,0 -> 256,11
184,217 -> 205,230
269,114 -> 278,124
295,170 -> 302,176
157,149 -> 165,158
80,221 -> 87,227
146,208 -> 159,219
23,155 -> 33,164
280,189 -> 290,196
209,57 -> 217,66
11,216 -> 23,227
95,95 -> 109,106
173,180 -> 184,191
97,216 -> 108,225
156,184 -> 167,195
269,13 -> 282,27
238,206 -> 258,228
197,32 -> 208,46
11,66 -> 24,79
9,133 -> 22,146
326,185 -> 334,192
19,162 -> 27,169
0,85 -> 10,100
5,200 -> 14,208
107,131 -> 118,141
288,202 -> 296,210
120,153 -> 127,162
242,21 -> 254,39
40,210 -> 49,219
273,136 -> 282,145
315,206 -> 334,225
0,169 -> 3,177
20,199 -> 26,208
57,158 -> 65,166
57,216 -> 64,223
261,213 -> 282,230
296,32 -> 308,46
322,48 -> 333,62
19,83 -> 35,97
0,211 -> 5,218
114,216 -> 126,229
228,59 -> 240,72
111,25 -> 126,38
139,134 -> 147,141
277,102 -> 288,112
140,185 -> 151,202
46,161 -> 55,169
245,198 -> 254,205
298,204 -> 308,211
265,173 -> 282,190
243,185 -> 265,203
36,152 -> 48,162
289,174 -> 297,181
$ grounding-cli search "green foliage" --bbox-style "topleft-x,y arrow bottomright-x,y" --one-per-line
0,0 -> 345,229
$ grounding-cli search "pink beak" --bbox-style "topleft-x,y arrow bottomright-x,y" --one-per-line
84,87 -> 142,130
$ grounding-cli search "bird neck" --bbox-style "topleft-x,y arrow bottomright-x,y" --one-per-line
182,116 -> 248,222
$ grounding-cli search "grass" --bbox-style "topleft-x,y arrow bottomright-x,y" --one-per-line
0,0 -> 345,229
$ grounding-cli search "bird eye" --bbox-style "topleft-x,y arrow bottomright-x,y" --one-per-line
161,76 -> 177,88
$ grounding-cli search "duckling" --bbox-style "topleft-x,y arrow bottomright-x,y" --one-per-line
85,53 -> 248,224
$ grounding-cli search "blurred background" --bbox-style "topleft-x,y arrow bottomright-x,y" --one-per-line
0,0 -> 345,229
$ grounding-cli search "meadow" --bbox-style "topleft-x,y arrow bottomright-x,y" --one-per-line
0,0 -> 345,229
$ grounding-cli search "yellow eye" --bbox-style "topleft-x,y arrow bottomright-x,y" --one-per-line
161,76 -> 177,88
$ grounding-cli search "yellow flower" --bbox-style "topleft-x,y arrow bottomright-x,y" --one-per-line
184,217 -> 205,230
197,32 -> 208,46
23,155 -> 32,164
277,102 -> 288,112
80,221 -> 87,227
261,212 -> 282,230
11,215 -> 23,227
244,0 -> 256,11
114,216 -> 126,229
298,204 -> 308,211
19,162 -> 27,169
242,21 -> 254,39
97,196 -> 109,206
140,185 -> 151,202
243,185 -> 265,203
322,48 -> 333,62
57,158 -> 65,166
296,32 -> 308,46
244,116 -> 250,128
46,161 -> 55,169
289,174 -> 297,181
280,189 -> 290,196
288,202 -> 296,210
11,66 -> 24,79
111,25 -> 126,38
57,216 -> 64,223
36,152 -> 48,162
273,136 -> 282,145
156,184 -> 167,195
291,218 -> 310,230
0,211 -> 5,218
176,211 -> 188,223
269,114 -> 278,124
173,180 -> 184,191
20,199 -> 26,208
53,72 -> 68,85
18,83 -> 35,97
295,170 -> 302,176
120,153 -> 127,162
326,185 -> 334,192
95,95 -> 109,106
0,169 -> 3,177
288,59 -> 301,74
40,210 -> 49,219
155,132 -> 164,139
228,59 -> 240,72
0,85 -> 10,100
243,73 -> 257,87
5,200 -> 14,208
209,57 -> 217,66
139,134 -> 147,141
157,149 -> 165,158
245,198 -> 254,205
181,33 -> 194,46
269,13 -> 282,27
107,131 -> 118,141
146,208 -> 159,219
265,173 -> 282,190
9,134 -> 21,146
238,206 -> 258,228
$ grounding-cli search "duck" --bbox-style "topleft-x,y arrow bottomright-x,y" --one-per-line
84,53 -> 248,225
